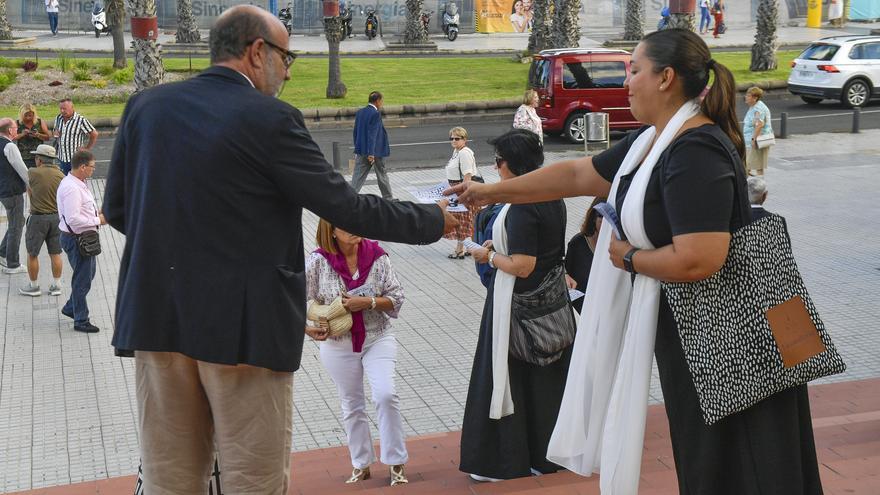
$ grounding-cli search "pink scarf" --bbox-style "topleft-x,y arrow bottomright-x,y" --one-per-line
316,239 -> 387,352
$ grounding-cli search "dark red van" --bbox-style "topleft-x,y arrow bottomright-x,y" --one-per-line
529,48 -> 640,143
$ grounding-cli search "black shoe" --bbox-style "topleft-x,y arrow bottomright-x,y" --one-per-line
61,308 -> 74,319
74,322 -> 100,333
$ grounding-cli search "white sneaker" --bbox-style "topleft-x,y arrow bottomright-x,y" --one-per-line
19,285 -> 41,297
48,284 -> 62,296
469,473 -> 503,483
2,265 -> 27,274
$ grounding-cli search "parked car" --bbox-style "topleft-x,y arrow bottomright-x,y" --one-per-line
788,35 -> 880,108
529,48 -> 640,144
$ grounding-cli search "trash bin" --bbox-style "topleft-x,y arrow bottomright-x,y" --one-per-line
585,112 -> 610,155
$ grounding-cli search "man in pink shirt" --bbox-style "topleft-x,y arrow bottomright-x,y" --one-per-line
56,150 -> 106,333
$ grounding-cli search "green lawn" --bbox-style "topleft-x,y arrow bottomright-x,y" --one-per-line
0,50 -> 802,119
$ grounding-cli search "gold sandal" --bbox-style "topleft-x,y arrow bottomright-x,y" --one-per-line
390,464 -> 409,486
346,466 -> 371,484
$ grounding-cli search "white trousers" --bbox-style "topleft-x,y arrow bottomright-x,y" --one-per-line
320,333 -> 409,468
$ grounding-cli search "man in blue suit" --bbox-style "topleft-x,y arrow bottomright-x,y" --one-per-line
352,91 -> 393,199
103,6 -> 454,493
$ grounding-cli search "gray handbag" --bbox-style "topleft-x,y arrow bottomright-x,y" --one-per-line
510,264 -> 577,366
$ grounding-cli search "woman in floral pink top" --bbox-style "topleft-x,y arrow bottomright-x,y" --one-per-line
513,89 -> 543,144
304,219 -> 409,487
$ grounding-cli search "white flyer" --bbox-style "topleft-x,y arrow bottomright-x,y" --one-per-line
406,181 -> 467,212
461,238 -> 483,251
346,285 -> 374,297
568,288 -> 585,301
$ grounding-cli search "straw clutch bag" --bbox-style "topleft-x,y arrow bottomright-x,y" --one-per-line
307,297 -> 353,337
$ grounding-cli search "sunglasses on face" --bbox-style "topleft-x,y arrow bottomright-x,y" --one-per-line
494,155 -> 505,166
449,136 -> 463,141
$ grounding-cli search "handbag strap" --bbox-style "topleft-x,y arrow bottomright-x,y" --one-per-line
61,214 -> 77,236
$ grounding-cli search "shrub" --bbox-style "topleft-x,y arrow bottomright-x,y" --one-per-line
75,60 -> 91,71
73,68 -> 91,81
58,50 -> 71,72
0,57 -> 17,69
89,78 -> 108,89
97,64 -> 115,77
33,73 -> 45,81
0,69 -> 17,91
110,67 -> 134,85
22,60 -> 38,72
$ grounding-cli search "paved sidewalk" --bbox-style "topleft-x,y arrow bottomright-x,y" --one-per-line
7,21 -> 880,54
0,129 -> 879,493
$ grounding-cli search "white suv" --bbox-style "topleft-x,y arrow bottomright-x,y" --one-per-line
788,35 -> 880,108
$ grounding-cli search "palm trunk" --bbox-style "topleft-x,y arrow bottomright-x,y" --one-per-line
552,0 -> 580,48
623,0 -> 644,41
750,0 -> 778,71
527,0 -> 552,53
0,0 -> 13,41
175,0 -> 201,43
668,12 -> 695,31
324,17 -> 347,98
128,0 -> 164,91
404,0 -> 427,44
108,0 -> 126,68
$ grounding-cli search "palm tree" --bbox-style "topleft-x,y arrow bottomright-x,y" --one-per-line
527,0 -> 552,53
128,0 -> 165,90
553,0 -> 580,48
623,0 -> 645,41
323,16 -> 347,98
404,0 -> 427,44
176,0 -> 201,43
107,0 -> 126,68
750,0 -> 778,71
0,0 -> 13,41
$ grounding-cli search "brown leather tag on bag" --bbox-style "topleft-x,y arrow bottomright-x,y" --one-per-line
767,295 -> 826,368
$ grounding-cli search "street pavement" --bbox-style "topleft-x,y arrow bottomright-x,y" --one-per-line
7,20 -> 880,55
0,128 -> 878,492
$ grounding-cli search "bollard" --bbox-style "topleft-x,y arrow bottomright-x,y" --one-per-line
852,107 -> 861,134
332,141 -> 341,170
779,112 -> 788,139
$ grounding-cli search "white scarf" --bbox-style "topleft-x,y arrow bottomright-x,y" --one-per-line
489,203 -> 515,419
546,101 -> 700,494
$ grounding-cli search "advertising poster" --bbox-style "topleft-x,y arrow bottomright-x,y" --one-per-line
476,0 -> 534,33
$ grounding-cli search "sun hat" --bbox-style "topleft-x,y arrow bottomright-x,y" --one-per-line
31,144 -> 57,159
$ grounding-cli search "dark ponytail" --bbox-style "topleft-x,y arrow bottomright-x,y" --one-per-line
642,29 -> 745,160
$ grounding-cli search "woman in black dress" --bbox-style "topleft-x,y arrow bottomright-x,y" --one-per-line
460,129 -> 571,481
450,29 -> 822,495
564,197 -> 604,313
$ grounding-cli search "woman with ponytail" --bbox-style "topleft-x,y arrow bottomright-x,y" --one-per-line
448,28 -> 822,495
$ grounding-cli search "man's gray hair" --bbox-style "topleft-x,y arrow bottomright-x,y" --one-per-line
209,6 -> 274,64
747,176 -> 767,205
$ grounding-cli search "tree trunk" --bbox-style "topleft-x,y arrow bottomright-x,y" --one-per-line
623,0 -> 644,41
668,13 -> 695,31
552,0 -> 580,48
324,16 -> 347,99
750,0 -> 778,71
108,0 -> 126,68
128,0 -> 165,91
842,0 -> 850,24
0,0 -> 13,41
403,0 -> 427,44
527,0 -> 552,53
175,0 -> 201,43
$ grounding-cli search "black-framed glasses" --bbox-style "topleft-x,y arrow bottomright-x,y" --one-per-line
251,38 -> 297,69
449,136 -> 463,141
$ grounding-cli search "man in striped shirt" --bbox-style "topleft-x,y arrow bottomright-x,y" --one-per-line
53,99 -> 98,175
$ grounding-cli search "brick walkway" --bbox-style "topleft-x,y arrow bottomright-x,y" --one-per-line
6,378 -> 880,494
1,130 -> 879,493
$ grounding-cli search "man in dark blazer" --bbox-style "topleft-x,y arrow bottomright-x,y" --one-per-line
748,176 -> 772,221
351,91 -> 393,199
103,6 -> 454,493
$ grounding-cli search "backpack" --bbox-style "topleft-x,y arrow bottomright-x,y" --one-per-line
473,203 -> 504,289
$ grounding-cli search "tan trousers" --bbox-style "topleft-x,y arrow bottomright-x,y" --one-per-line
135,351 -> 293,495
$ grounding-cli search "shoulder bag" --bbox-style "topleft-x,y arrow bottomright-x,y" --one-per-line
755,133 -> 776,149
509,264 -> 577,366
660,132 -> 845,426
62,215 -> 102,257
458,152 -> 485,183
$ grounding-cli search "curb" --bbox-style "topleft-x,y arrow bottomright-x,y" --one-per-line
0,45 -> 520,57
